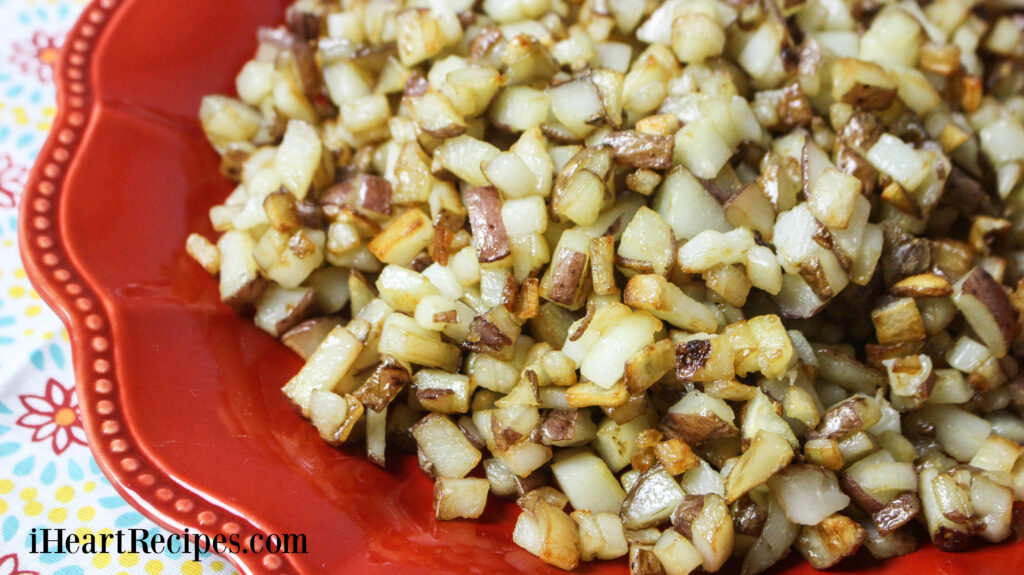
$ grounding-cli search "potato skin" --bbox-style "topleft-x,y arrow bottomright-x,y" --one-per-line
464,186 -> 512,264
960,267 -> 1017,350
604,131 -> 674,170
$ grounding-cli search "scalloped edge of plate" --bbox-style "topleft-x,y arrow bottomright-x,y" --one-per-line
17,1 -> 286,573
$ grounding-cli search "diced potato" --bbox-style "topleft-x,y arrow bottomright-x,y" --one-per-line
652,530 -> 703,575
969,435 -> 1023,474
341,93 -> 391,133
794,514 -> 866,569
282,317 -> 343,360
490,87 -> 550,132
580,311 -> 661,389
309,390 -> 364,445
654,438 -> 700,476
859,9 -> 922,68
663,395 -> 735,456
741,389 -> 799,449
498,439 -> 553,477
741,496 -> 799,575
594,415 -> 651,472
254,285 -> 316,337
912,404 -> 992,462
677,228 -> 754,274
551,450 -> 626,514
465,186 -> 513,267
375,265 -> 440,313
414,369 -> 473,413
485,152 -> 539,199
307,266 -> 350,315
379,312 -> 461,371
871,297 -> 926,345
434,477 -> 490,520
919,467 -> 971,551
892,67 -> 941,115
767,465 -> 850,525
412,413 -> 483,478
365,401 -> 387,466
831,58 -> 897,111
679,459 -> 726,497
513,500 -> 582,570
970,473 -> 1014,543
621,465 -> 686,529
624,339 -> 675,395
653,166 -> 730,240
674,334 -> 735,384
548,77 -> 604,139
572,510 -> 629,561
434,135 -> 500,188
275,120 -> 322,199
216,230 -> 263,308
186,233 -> 220,274
194,4 -> 1024,573
979,115 -> 1024,166
624,275 -> 718,333
674,117 -> 733,180
396,8 -> 455,66
689,493 -> 733,572
283,326 -> 364,416
952,267 -> 1017,359
866,134 -> 929,191
671,13 -> 725,64
199,95 -> 262,152
368,209 -> 434,266
808,168 -> 862,230
724,430 -> 794,503
566,381 -> 629,408
539,228 -> 592,310
255,228 -> 326,289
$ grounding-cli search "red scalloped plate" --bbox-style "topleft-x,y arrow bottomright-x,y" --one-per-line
17,0 -> 1024,573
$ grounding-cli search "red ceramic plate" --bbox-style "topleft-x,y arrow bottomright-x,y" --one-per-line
17,0 -> 1024,574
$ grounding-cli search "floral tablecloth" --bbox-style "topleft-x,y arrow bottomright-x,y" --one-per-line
0,1 -> 236,573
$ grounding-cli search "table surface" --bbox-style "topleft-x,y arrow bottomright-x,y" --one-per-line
0,1 -> 238,573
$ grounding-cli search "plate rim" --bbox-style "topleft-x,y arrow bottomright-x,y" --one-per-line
17,1 -> 285,573
15,3 -> 1024,575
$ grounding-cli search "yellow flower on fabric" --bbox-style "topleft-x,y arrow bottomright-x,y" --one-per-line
56,485 -> 74,503
77,506 -> 95,521
24,501 -> 42,516
47,506 -> 67,523
93,553 -> 112,569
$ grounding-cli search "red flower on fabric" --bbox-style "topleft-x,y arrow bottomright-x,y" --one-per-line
0,154 -> 27,209
16,378 -> 87,455
0,554 -> 39,575
9,31 -> 62,83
